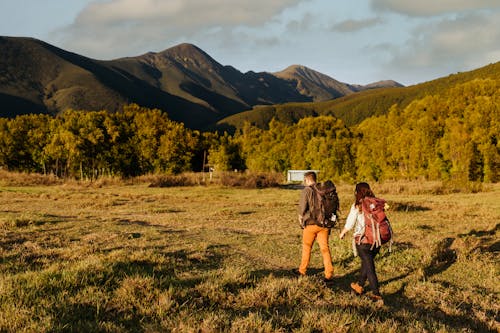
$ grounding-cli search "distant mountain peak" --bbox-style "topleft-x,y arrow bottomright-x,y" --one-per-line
280,64 -> 308,71
164,42 -> 204,54
0,36 -> 411,129
274,64 -> 354,101
363,80 -> 404,89
157,43 -> 212,61
275,64 -> 324,77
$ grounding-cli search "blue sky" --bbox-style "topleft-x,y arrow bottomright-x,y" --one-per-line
1,0 -> 499,85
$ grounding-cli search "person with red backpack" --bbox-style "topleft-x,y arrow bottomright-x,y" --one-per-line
339,182 -> 392,304
295,171 -> 339,283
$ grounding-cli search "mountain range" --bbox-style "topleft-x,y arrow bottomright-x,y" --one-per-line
0,36 -> 402,129
218,60 -> 500,131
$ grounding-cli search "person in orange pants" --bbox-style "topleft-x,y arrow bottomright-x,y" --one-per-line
296,171 -> 334,282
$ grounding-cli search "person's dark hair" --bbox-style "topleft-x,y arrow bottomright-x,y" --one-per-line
304,171 -> 317,183
355,182 -> 375,210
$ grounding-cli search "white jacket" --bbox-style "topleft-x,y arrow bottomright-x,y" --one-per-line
344,204 -> 365,239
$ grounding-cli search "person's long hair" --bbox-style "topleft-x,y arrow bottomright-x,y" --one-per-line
355,182 -> 375,211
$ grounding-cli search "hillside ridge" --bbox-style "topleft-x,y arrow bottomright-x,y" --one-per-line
0,36 -> 403,129
217,61 -> 500,130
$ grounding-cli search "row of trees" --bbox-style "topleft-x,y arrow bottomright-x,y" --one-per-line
0,105 -> 212,178
221,78 -> 499,183
0,79 -> 498,183
354,79 -> 499,183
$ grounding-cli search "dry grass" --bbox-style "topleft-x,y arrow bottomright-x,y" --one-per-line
0,170 -> 62,186
0,179 -> 498,332
0,170 -> 285,189
143,171 -> 284,188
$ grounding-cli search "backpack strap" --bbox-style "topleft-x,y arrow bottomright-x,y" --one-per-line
368,214 -> 379,250
310,185 -> 324,226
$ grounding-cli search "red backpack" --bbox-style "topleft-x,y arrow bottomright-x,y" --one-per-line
359,197 -> 393,250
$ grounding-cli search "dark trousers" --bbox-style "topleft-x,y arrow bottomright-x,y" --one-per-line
356,243 -> 380,295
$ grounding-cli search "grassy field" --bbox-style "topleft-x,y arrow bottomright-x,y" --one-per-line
0,179 -> 498,332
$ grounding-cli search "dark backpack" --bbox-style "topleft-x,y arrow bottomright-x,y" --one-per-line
311,180 -> 339,228
360,197 -> 393,249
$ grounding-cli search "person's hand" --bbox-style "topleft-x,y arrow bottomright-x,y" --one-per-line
298,215 -> 305,229
339,229 -> 347,239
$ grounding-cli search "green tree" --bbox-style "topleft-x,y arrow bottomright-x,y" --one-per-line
208,132 -> 245,172
158,122 -> 199,174
103,110 -> 141,177
131,107 -> 170,173
43,111 -> 83,177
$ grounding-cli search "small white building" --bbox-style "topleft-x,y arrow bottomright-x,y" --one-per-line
287,170 -> 320,182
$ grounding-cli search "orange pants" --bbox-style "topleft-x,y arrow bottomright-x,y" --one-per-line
299,224 -> 334,279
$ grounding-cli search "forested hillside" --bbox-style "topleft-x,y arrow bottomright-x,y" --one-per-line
225,78 -> 498,183
217,61 -> 500,130
0,75 -> 497,184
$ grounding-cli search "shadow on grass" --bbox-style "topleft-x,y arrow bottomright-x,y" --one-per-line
390,201 -> 431,212
114,218 -> 189,235
416,224 -> 435,231
116,219 -> 151,226
279,184 -> 304,190
485,241 -> 500,253
458,223 -> 500,254
423,237 -> 457,277
0,233 -> 27,250
383,281 -> 496,332
238,210 -> 256,215
459,223 -> 500,237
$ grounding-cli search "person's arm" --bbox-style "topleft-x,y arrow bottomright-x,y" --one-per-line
297,187 -> 311,228
339,204 -> 358,239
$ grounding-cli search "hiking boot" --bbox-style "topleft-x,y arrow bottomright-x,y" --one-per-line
323,276 -> 335,284
292,269 -> 305,277
350,282 -> 364,295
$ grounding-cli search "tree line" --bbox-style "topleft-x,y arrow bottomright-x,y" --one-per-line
0,79 -> 498,183
0,105 -> 211,178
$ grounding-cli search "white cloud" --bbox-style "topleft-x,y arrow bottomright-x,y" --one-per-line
371,0 -> 500,17
286,13 -> 316,33
55,0 -> 306,59
76,0 -> 303,27
380,11 -> 500,83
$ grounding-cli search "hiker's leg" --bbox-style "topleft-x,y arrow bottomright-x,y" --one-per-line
316,227 -> 334,279
366,247 -> 381,295
358,245 -> 380,294
299,225 -> 317,275
356,244 -> 371,286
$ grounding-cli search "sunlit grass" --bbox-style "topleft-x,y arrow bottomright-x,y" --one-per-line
0,181 -> 498,332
